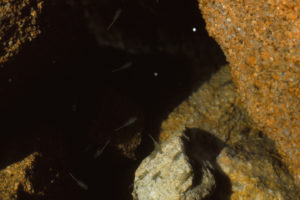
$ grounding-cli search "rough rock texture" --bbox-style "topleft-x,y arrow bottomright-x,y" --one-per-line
158,65 -> 300,199
0,0 -> 43,64
132,136 -> 215,200
218,140 -> 299,200
116,131 -> 142,160
197,0 -> 300,184
0,152 -> 42,200
160,65 -> 249,144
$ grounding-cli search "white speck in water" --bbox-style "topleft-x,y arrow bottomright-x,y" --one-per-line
154,72 -> 158,77
192,27 -> 197,32
8,78 -> 12,83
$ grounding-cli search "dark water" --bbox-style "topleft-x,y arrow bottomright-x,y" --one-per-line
0,0 -> 226,199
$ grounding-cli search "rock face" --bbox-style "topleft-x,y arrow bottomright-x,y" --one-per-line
132,136 -> 216,200
218,140 -> 299,200
0,0 -> 43,64
160,65 -> 248,144
155,65 -> 300,199
198,0 -> 300,185
0,152 -> 41,200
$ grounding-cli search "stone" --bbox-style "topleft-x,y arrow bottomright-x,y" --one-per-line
158,65 -> 300,199
160,65 -> 249,144
132,135 -> 215,200
197,0 -> 300,184
0,0 -> 43,64
0,152 -> 42,200
217,140 -> 299,200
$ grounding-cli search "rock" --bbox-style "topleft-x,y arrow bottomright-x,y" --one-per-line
132,135 -> 215,200
160,65 -> 249,144
0,152 -> 42,200
217,140 -> 299,200
158,65 -> 300,199
197,0 -> 300,184
0,0 -> 43,64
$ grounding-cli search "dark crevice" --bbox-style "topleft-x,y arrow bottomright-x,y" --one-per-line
183,129 -> 232,200
0,0 -> 227,199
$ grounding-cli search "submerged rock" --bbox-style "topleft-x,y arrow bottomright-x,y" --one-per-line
197,0 -> 300,184
0,152 -> 42,200
153,65 -> 300,199
160,65 -> 248,144
0,0 -> 43,64
218,140 -> 299,200
132,135 -> 215,200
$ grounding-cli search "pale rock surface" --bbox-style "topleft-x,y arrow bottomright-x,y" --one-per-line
132,135 -> 215,200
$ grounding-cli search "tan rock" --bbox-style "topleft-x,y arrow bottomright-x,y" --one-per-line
198,0 -> 300,185
159,65 -> 299,199
217,141 -> 299,200
132,136 -> 215,200
0,0 -> 43,64
0,152 -> 41,200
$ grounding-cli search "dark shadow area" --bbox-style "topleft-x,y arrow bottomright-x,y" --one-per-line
17,185 -> 40,200
0,0 -> 227,200
183,128 -> 232,200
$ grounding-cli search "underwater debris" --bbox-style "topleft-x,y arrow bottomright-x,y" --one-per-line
68,172 -> 88,191
112,61 -> 133,73
179,132 -> 190,141
114,116 -> 137,131
149,135 -> 161,153
93,139 -> 111,159
107,8 -> 122,31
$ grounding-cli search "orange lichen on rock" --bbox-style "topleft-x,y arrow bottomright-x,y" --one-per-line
198,0 -> 300,185
0,0 -> 43,64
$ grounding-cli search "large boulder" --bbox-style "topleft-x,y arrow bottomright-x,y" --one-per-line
198,0 -> 300,185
